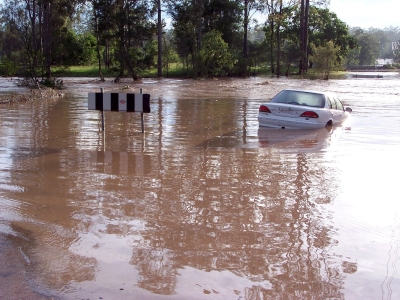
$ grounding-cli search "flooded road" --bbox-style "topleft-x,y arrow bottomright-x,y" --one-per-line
1,75 -> 400,299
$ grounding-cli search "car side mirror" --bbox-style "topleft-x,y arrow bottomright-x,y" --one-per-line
345,107 -> 352,113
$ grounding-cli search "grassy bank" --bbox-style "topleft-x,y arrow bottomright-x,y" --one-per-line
51,64 -> 276,79
45,64 -> 363,80
52,64 -> 190,78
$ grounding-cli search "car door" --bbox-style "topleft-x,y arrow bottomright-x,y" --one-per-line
328,95 -> 344,124
327,96 -> 340,124
333,97 -> 345,123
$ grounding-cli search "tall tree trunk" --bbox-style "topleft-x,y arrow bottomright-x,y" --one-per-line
24,0 -> 39,80
157,0 -> 162,77
42,0 -> 52,78
41,0 -> 53,78
269,20 -> 275,74
299,0 -> 305,74
243,0 -> 249,76
304,0 -> 309,71
94,16 -> 104,81
299,0 -> 309,74
196,0 -> 202,49
276,0 -> 282,77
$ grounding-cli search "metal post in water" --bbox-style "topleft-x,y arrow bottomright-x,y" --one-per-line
140,88 -> 144,133
100,87 -> 105,131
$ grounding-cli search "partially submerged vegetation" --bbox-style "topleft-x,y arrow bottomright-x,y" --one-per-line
0,78 -> 64,105
0,89 -> 64,105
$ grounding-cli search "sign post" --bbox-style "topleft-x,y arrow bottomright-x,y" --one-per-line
100,88 -> 105,131
88,89 -> 151,133
140,88 -> 144,133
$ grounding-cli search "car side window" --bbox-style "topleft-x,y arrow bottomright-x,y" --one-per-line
328,97 -> 336,110
335,98 -> 344,111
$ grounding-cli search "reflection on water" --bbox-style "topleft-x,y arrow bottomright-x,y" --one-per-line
257,126 -> 346,153
0,76 -> 400,299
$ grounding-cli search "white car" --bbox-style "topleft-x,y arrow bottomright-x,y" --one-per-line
258,89 -> 352,129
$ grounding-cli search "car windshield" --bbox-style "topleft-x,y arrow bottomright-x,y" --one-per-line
271,90 -> 325,108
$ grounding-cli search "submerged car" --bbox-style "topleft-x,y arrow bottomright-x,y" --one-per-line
258,89 -> 352,129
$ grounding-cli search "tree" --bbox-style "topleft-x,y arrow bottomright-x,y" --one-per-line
157,0 -> 163,77
280,39 -> 300,76
168,0 -> 201,76
241,0 -> 264,76
264,0 -> 277,74
298,0 -> 309,73
92,0 -> 156,81
162,30 -> 179,77
308,7 -> 356,61
0,7 -> 25,76
394,39 -> 400,63
247,38 -> 267,74
1,0 -> 83,81
92,0 -> 116,80
168,0 -> 242,77
353,29 -> 380,65
198,30 -> 236,76
203,0 -> 242,74
349,27 -> 400,62
281,6 -> 355,72
310,41 -> 342,80
203,0 -> 242,47
346,46 -> 360,66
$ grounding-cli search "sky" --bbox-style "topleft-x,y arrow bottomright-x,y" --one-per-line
0,0 -> 397,30
329,0 -> 400,29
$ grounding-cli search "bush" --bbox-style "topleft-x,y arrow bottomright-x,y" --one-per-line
40,78 -> 65,89
310,41 -> 343,80
198,30 -> 236,77
0,57 -> 18,77
382,64 -> 395,69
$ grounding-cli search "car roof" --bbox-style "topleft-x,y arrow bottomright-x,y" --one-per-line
281,89 -> 328,96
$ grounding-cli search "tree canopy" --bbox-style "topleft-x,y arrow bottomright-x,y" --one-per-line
0,0 -> 398,82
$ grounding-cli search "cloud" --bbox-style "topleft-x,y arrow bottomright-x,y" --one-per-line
330,0 -> 400,28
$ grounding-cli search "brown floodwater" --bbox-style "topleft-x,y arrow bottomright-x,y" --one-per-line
1,74 -> 400,299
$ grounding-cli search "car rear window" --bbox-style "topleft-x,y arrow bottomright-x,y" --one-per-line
271,90 -> 325,108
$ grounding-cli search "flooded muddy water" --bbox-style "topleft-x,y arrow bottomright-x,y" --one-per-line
1,75 -> 400,299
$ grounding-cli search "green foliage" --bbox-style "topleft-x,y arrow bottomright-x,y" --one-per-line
162,31 -> 180,77
285,7 -> 356,62
280,40 -> 302,75
77,34 -> 98,65
394,44 -> 400,63
40,78 -> 65,89
168,0 -> 199,67
307,7 -> 356,59
143,40 -> 158,68
1,0 -> 86,80
0,56 -> 18,76
96,0 -> 156,80
203,0 -> 243,47
310,41 -> 343,80
346,46 -> 360,66
247,40 -> 268,72
198,30 -> 236,77
52,65 -> 118,77
48,29 -> 97,67
0,0 -> 397,81
352,29 -> 381,65
351,27 -> 400,60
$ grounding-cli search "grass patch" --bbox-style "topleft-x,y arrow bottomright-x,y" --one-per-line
51,64 -> 188,78
49,64 -> 350,79
52,65 -> 119,77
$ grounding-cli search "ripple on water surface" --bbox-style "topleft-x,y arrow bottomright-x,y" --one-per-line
0,76 -> 399,299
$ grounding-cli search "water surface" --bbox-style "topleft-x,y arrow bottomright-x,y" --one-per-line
0,76 -> 400,299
